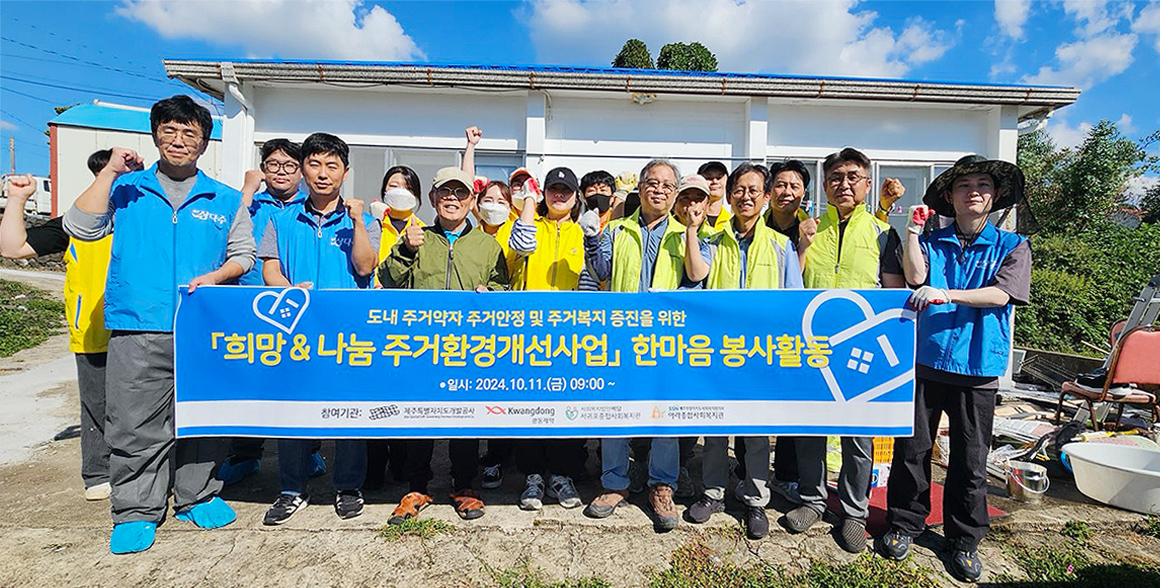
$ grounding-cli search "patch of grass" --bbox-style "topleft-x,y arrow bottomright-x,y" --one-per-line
994,544 -> 1160,587
647,536 -> 938,588
1136,516 -> 1160,539
1061,520 -> 1094,542
488,559 -> 611,588
378,517 -> 454,541
0,279 -> 64,357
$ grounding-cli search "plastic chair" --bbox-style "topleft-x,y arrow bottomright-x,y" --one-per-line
1056,325 -> 1160,431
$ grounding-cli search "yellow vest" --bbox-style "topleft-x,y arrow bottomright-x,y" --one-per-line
708,207 -> 733,235
63,236 -> 113,353
378,214 -> 425,263
802,205 -> 890,289
707,221 -> 790,290
513,216 -> 585,291
609,211 -> 687,293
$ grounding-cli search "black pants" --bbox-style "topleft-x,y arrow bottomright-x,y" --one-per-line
365,439 -> 409,488
481,439 -> 514,468
886,378 -> 996,551
773,436 -> 799,482
401,439 -> 479,493
515,439 -> 587,479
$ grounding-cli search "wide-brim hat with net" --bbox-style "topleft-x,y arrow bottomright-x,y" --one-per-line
923,154 -> 1025,217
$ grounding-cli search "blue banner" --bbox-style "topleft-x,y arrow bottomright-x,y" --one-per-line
174,286 -> 916,439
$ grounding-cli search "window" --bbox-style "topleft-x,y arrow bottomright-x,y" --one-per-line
875,164 -> 932,234
471,152 -> 524,187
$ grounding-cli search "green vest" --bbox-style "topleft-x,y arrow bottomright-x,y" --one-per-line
803,205 -> 890,289
609,211 -> 687,292
707,221 -> 790,290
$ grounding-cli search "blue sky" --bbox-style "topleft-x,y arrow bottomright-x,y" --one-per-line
2,0 -> 1157,194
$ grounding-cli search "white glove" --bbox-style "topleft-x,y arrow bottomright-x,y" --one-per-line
368,201 -> 388,221
907,205 -> 934,235
578,209 -> 601,237
908,286 -> 950,311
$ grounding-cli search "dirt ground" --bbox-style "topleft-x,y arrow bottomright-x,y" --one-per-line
1,271 -> 1158,587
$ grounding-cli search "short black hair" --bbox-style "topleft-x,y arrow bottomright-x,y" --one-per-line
86,149 -> 111,176
726,161 -> 771,196
300,133 -> 349,167
150,95 -> 213,143
380,165 -> 422,211
822,147 -> 871,176
260,138 -> 301,163
770,159 -> 811,190
580,170 -> 615,194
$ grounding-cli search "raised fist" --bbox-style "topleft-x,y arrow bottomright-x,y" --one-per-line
345,198 -> 365,219
907,205 -> 934,235
465,126 -> 483,146
105,147 -> 144,176
4,174 -> 36,203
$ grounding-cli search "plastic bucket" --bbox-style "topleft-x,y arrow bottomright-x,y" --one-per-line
1062,442 -> 1160,515
1006,460 -> 1050,503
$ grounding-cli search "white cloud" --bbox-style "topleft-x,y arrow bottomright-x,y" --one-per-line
524,0 -> 953,78
1116,113 -> 1135,134
1046,118 -> 1092,150
0,120 -> 17,132
994,0 -> 1032,39
1024,32 -> 1137,88
116,0 -> 423,61
1126,175 -> 1158,202
1132,2 -> 1160,54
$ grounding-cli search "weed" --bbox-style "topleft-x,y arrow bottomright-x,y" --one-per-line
1136,516 -> 1160,539
1061,520 -> 1094,542
994,544 -> 1160,587
378,517 -> 453,541
0,280 -> 64,357
488,558 -> 611,588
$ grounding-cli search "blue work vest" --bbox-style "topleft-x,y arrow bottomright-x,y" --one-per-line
239,189 -> 306,286
269,198 -> 375,290
104,165 -> 242,332
917,222 -> 1026,377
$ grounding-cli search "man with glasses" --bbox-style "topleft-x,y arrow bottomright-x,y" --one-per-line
784,148 -> 905,554
381,166 -> 509,524
582,159 -> 710,532
64,95 -> 256,554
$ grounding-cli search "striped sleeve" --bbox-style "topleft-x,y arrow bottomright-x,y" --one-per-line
509,218 -> 538,255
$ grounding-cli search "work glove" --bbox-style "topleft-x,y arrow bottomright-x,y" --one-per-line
908,286 -> 950,311
615,171 -> 638,194
907,205 -> 934,235
578,209 -> 602,237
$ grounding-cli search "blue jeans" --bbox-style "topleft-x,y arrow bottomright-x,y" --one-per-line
601,437 -> 679,491
278,439 -> 366,494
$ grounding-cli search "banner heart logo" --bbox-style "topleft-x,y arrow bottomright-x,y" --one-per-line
252,287 -> 311,334
802,290 -> 915,404
565,407 -> 579,420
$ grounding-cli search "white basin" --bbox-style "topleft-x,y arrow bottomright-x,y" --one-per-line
1062,442 -> 1160,515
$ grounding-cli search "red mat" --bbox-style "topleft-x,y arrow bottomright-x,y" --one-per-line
824,482 -> 1007,536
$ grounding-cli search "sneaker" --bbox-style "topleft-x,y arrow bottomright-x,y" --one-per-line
948,549 -> 984,583
481,464 -> 503,489
675,467 -> 696,499
216,457 -> 260,486
334,490 -> 364,519
546,475 -> 582,509
686,495 -> 725,524
584,489 -> 628,519
836,517 -> 867,553
770,480 -> 801,505
309,452 -> 327,478
745,506 -> 769,539
520,474 -> 545,511
84,482 -> 112,501
264,493 -> 308,526
784,505 -> 822,533
876,529 -> 912,560
628,459 -> 647,494
648,484 -> 680,531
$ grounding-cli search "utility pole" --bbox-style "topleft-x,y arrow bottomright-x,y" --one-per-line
8,137 -> 14,175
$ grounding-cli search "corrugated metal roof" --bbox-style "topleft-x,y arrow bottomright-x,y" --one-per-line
164,59 -> 1079,113
48,101 -> 224,140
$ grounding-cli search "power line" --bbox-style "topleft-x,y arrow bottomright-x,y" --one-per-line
0,109 -> 46,132
2,52 -> 191,91
1,35 -> 174,84
1,74 -> 165,103
1,86 -> 58,105
9,16 -> 161,73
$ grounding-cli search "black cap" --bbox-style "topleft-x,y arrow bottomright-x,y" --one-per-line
698,161 -> 728,177
544,167 -> 579,193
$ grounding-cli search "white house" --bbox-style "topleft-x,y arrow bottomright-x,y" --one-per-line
48,101 -> 223,217
164,60 -> 1079,232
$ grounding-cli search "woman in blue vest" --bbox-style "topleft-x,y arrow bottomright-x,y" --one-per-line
878,155 -> 1031,584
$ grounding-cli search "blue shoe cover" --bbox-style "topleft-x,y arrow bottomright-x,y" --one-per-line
175,496 -> 237,529
110,521 -> 157,554
217,457 -> 260,486
309,452 -> 327,478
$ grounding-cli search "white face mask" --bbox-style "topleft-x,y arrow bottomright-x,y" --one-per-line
382,187 -> 417,211
478,201 -> 510,226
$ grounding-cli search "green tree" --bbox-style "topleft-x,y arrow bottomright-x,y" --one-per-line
656,42 -> 718,71
1142,182 -> 1160,224
611,39 -> 654,69
1019,120 -> 1146,235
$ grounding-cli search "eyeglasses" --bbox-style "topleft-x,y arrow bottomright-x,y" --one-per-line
825,172 -> 868,186
435,186 -> 473,201
643,179 -> 677,194
157,126 -> 202,144
261,160 -> 300,174
730,187 -> 765,199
